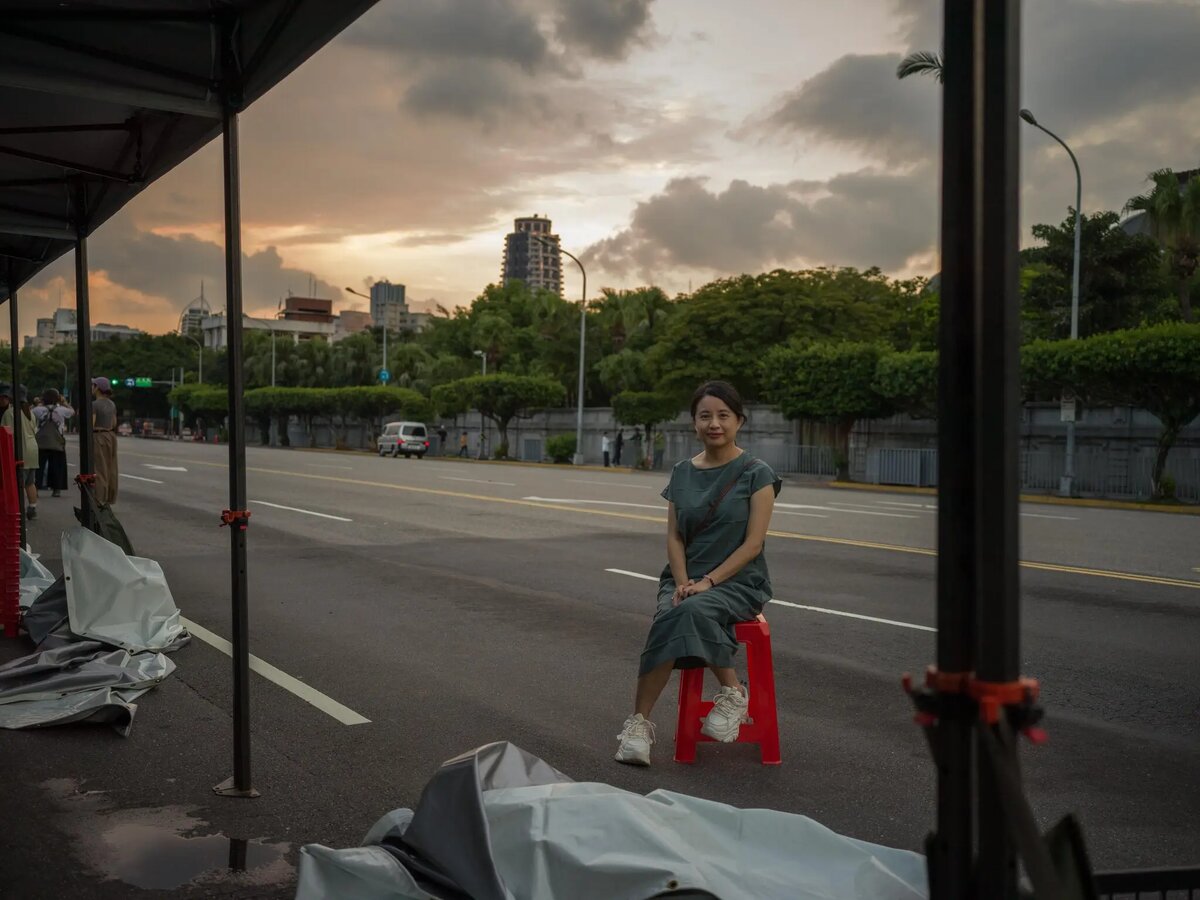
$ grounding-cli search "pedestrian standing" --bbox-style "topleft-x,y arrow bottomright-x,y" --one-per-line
653,430 -> 665,470
33,388 -> 73,498
614,429 -> 624,466
458,430 -> 469,458
1,388 -> 40,520
91,377 -> 119,505
630,428 -> 644,469
437,424 -> 448,456
601,431 -> 612,467
614,381 -> 781,767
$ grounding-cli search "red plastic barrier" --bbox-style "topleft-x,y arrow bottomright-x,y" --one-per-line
0,429 -> 20,637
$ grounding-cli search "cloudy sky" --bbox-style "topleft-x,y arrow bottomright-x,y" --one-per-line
11,0 -> 1200,339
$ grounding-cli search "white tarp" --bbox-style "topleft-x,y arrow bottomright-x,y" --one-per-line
61,526 -> 187,653
296,743 -> 928,900
18,548 -> 55,609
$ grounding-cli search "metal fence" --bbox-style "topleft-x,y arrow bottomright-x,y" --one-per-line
763,442 -> 1200,502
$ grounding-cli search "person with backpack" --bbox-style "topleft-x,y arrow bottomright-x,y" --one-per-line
614,381 -> 781,767
33,388 -> 73,497
437,424 -> 448,456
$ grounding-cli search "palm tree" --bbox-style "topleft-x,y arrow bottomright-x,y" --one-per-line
896,50 -> 943,83
1125,168 -> 1200,323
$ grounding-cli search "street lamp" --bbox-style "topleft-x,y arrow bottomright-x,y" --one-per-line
345,286 -> 389,383
1020,108 -> 1081,497
535,235 -> 586,466
473,349 -> 487,459
179,331 -> 203,384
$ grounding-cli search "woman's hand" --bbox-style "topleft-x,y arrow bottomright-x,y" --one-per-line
680,577 -> 713,600
672,579 -> 696,606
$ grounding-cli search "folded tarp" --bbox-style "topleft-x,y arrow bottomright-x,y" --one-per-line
18,548 -> 55,609
0,640 -> 174,735
61,526 -> 188,653
296,742 -> 928,900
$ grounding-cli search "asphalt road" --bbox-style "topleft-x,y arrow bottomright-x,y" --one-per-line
4,436 -> 1198,897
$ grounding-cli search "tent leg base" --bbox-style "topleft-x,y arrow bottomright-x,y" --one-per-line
212,776 -> 260,799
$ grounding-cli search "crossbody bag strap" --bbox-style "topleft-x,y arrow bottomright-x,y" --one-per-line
685,455 -> 758,545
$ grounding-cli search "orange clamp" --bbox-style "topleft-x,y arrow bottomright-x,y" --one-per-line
967,677 -> 1040,725
220,509 -> 252,531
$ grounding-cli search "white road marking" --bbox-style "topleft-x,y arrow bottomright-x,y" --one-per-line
249,500 -> 352,522
527,496 -> 666,510
121,473 -> 165,484
307,463 -> 354,470
777,502 -> 917,519
774,510 -> 830,519
568,479 -> 652,489
145,464 -> 187,472
180,617 -> 371,726
440,476 -> 517,486
604,569 -> 933,632
1020,512 -> 1079,521
875,500 -> 929,509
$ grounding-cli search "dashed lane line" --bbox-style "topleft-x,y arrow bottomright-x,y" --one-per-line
249,500 -> 352,522
121,473 -> 165,484
603,568 -> 935,632
181,617 -> 370,726
121,450 -> 1200,592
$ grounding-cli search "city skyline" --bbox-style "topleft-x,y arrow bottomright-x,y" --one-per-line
5,0 -> 1200,339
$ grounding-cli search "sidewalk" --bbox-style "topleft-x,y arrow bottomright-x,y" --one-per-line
0,500 -> 346,898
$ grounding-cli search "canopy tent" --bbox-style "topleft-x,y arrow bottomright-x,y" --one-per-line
0,0 -> 380,798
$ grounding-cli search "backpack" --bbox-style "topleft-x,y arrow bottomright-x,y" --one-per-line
36,408 -> 65,451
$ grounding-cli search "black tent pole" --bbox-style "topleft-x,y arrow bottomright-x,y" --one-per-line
976,2 -> 1022,897
73,189 -> 94,530
929,2 -> 980,896
7,269 -> 26,548
213,12 -> 257,800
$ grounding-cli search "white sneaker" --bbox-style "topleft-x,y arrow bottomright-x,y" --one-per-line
615,713 -> 655,766
701,685 -> 749,742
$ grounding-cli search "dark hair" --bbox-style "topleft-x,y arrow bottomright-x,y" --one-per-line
43,388 -> 60,405
690,380 -> 745,422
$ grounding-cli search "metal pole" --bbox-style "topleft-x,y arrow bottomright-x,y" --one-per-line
1021,111 -> 1082,495
270,327 -> 275,388
537,236 -> 587,465
382,322 -> 387,383
7,274 -> 26,548
930,2 -> 980,896
213,50 -> 257,796
60,360 -> 67,398
977,2 -> 1022,897
73,202 -> 94,528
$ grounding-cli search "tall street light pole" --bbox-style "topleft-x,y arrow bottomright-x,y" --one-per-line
345,286 -> 389,383
1020,108 -> 1081,497
536,236 -> 586,465
180,331 -> 203,384
473,349 -> 487,458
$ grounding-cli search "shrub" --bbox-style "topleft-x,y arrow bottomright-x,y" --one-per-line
545,433 -> 576,464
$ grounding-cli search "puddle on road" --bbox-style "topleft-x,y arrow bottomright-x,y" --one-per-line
99,825 -> 286,890
40,778 -> 294,891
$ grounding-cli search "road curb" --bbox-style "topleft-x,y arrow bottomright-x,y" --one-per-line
827,480 -> 1200,515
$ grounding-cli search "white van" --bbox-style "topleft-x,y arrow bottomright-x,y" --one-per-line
378,421 -> 430,458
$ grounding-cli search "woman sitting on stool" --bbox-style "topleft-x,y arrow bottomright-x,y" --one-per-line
616,380 -> 781,766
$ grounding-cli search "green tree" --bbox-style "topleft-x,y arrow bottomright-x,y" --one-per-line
760,341 -> 893,480
611,390 -> 682,468
1023,323 -> 1200,497
1125,168 -> 1200,323
432,373 -> 565,457
874,350 -> 938,419
1020,210 -> 1173,339
650,268 -> 902,400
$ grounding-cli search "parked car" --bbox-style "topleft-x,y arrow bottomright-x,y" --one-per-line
116,422 -> 133,436
378,421 -> 430,459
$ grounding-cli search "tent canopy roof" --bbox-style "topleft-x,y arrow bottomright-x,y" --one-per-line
0,0 -> 377,300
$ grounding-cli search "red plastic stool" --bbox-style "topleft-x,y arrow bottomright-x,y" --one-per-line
674,614 -> 781,765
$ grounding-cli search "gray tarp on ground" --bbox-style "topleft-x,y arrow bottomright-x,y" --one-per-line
4,528 -> 187,734
296,742 -> 928,900
0,640 -> 174,735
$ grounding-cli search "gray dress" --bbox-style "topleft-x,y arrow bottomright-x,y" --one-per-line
639,454 -> 782,675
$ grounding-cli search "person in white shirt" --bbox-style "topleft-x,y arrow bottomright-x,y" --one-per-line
601,431 -> 612,467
